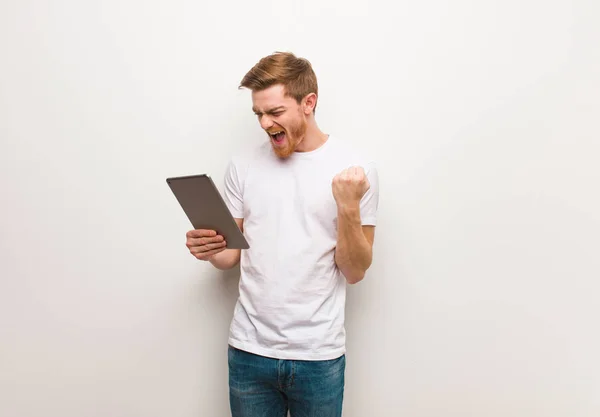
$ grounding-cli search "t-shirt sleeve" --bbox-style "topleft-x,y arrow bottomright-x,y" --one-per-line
223,158 -> 244,219
360,161 -> 379,226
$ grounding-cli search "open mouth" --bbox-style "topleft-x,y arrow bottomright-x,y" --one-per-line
269,130 -> 286,144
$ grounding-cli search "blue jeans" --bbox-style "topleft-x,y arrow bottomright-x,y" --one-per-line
228,345 -> 345,417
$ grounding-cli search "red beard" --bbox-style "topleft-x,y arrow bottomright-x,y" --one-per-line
271,117 -> 307,159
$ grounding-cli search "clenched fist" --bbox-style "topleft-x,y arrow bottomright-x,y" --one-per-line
332,166 -> 370,208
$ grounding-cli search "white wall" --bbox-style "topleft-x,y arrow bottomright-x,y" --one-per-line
1,0 -> 599,416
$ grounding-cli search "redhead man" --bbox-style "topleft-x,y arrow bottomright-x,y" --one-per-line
185,52 -> 379,417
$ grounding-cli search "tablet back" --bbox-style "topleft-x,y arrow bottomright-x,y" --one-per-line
166,174 -> 249,249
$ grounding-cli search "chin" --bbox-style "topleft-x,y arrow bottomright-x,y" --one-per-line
273,148 -> 294,159
271,139 -> 297,159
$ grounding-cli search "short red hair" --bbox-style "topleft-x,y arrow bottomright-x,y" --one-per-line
239,52 -> 319,113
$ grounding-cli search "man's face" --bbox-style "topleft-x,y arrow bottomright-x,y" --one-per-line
252,84 -> 307,159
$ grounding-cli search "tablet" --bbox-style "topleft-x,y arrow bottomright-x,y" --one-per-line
166,174 -> 249,249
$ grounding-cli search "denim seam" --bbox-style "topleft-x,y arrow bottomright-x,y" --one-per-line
289,360 -> 296,389
277,359 -> 284,391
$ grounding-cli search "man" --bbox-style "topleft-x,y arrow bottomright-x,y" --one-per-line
185,52 -> 379,417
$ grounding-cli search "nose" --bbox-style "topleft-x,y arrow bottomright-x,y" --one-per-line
259,115 -> 274,131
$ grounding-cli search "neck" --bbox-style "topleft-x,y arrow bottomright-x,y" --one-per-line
295,118 -> 328,152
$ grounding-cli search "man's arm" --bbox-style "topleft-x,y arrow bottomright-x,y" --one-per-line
335,206 -> 375,284
331,166 -> 376,284
186,218 -> 243,270
208,218 -> 243,270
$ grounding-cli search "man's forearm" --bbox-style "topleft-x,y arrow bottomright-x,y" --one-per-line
334,204 -> 372,284
209,249 -> 241,270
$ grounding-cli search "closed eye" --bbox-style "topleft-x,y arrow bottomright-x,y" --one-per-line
254,111 -> 284,118
253,106 -> 286,117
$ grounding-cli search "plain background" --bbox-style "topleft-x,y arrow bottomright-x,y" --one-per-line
1,0 -> 599,416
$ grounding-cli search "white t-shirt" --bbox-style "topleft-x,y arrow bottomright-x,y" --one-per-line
222,135 -> 379,360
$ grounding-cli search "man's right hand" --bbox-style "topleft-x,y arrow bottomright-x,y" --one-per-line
186,229 -> 227,261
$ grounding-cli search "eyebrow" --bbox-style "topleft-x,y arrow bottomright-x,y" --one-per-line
253,106 -> 286,114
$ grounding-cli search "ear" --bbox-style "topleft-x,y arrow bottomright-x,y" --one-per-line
303,93 -> 317,115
